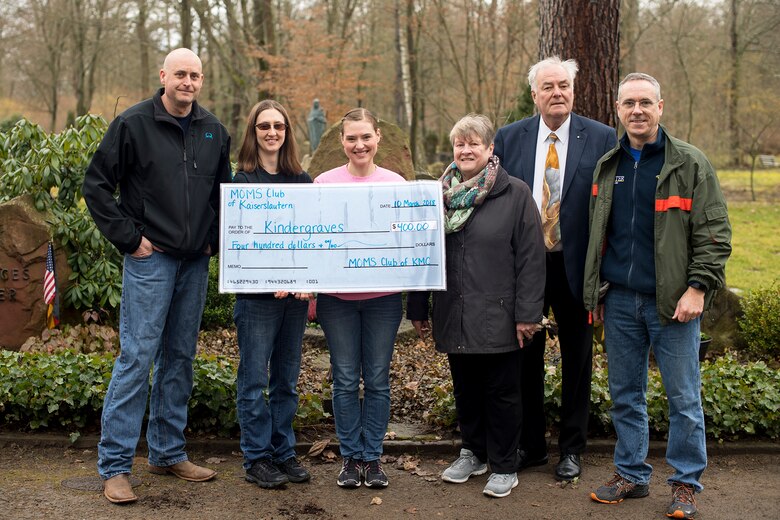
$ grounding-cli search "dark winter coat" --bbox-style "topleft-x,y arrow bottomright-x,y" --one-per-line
407,164 -> 545,354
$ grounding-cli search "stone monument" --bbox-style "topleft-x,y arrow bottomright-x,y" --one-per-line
0,195 -> 70,350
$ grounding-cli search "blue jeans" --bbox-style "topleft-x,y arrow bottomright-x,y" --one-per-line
604,285 -> 706,492
316,293 -> 402,461
98,251 -> 209,479
234,297 -> 308,467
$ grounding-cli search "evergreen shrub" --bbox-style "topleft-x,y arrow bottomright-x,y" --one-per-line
738,284 -> 780,359
201,257 -> 236,330
2,349 -> 777,441
425,349 -> 780,441
0,350 -> 331,437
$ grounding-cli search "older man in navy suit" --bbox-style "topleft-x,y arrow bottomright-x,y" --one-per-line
494,56 -> 617,481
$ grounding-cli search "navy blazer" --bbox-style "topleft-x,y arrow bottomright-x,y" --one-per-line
494,113 -> 617,303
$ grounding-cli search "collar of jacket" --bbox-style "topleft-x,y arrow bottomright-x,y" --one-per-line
618,126 -> 665,158
598,125 -> 686,184
485,162 -> 510,200
655,126 -> 688,185
152,88 -> 206,123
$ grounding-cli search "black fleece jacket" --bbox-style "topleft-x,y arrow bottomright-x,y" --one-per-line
600,131 -> 665,294
83,89 -> 232,259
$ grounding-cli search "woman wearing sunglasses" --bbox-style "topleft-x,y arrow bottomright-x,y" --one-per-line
313,108 -> 406,489
233,100 -> 313,489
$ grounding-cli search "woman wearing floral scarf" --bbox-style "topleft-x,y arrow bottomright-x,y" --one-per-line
407,113 -> 545,498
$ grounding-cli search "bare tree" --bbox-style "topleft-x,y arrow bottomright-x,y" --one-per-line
135,0 -> 151,96
405,0 -> 422,165
394,0 -> 407,126
16,0 -> 71,130
727,0 -> 780,166
0,3 -> 12,98
539,0 -> 620,126
422,0 -> 533,125
3,0 -> 780,171
68,0 -> 121,117
742,119 -> 775,201
252,0 -> 275,100
620,0 -> 679,76
180,0 -> 193,49
621,0 -> 639,73
659,2 -> 714,142
192,0 -> 284,138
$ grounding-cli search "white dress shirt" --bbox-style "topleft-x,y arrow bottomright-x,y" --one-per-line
532,115 -> 571,213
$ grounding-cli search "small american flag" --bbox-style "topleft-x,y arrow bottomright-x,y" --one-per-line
44,242 -> 60,328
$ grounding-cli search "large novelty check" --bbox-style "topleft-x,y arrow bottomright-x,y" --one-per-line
219,181 -> 446,293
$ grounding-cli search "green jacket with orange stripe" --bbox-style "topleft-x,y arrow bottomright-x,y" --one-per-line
582,126 -> 732,324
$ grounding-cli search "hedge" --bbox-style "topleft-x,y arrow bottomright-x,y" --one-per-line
1,349 -> 778,441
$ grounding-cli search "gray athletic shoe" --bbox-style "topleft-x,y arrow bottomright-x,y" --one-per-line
482,472 -> 518,498
441,448 -> 487,483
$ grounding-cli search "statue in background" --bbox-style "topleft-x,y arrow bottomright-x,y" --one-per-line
307,99 -> 327,153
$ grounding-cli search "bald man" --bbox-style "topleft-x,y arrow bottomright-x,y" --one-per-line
84,48 -> 232,504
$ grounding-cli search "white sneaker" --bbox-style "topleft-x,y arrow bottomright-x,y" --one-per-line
482,472 -> 518,498
441,448 -> 488,483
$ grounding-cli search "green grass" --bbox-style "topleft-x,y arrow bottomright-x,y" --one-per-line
717,168 -> 780,201
716,169 -> 780,291
724,202 -> 780,291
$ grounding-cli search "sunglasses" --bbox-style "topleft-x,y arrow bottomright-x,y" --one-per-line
255,122 -> 288,131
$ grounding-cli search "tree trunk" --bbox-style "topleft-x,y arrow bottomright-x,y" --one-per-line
26,0 -> 70,130
620,0 -> 638,74
50,80 -> 58,131
136,0 -> 150,96
729,0 -> 740,166
180,0 -> 192,49
406,0 -> 420,167
538,0 -> 620,126
394,0 -> 406,126
70,0 -> 110,117
252,0 -> 274,100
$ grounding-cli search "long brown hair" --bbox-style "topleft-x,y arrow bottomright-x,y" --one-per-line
237,100 -> 303,175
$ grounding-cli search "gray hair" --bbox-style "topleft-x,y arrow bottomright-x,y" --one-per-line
528,57 -> 579,92
618,72 -> 662,100
449,113 -> 495,146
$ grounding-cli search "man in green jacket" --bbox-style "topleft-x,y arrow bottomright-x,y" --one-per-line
583,73 -> 731,520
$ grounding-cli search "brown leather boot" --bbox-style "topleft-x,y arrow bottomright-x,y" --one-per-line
103,474 -> 138,504
148,460 -> 217,482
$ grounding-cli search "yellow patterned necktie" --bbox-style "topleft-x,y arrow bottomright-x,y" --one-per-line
542,132 -> 561,250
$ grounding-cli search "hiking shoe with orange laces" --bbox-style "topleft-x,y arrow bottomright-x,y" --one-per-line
591,472 -> 649,503
666,482 -> 697,519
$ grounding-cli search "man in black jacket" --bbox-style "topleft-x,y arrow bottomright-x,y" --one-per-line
83,48 -> 232,504
494,57 -> 617,481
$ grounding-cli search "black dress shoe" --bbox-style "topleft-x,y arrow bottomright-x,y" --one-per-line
517,449 -> 549,471
555,453 -> 581,480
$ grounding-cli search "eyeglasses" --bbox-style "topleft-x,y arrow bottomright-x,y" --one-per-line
619,99 -> 658,109
255,122 -> 288,131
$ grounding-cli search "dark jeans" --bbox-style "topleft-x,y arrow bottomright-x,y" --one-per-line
234,296 -> 308,467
